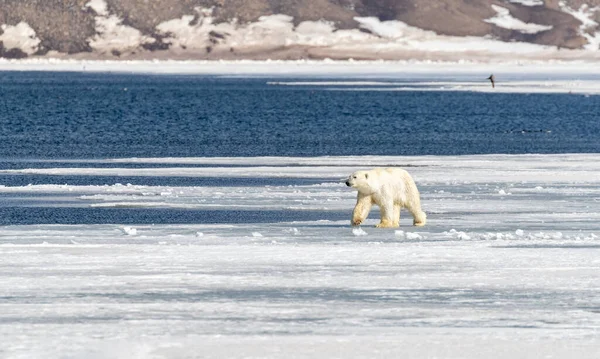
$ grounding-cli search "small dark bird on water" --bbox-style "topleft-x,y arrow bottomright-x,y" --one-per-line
487,74 -> 495,88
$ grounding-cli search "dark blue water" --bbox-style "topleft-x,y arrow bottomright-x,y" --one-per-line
0,206 -> 349,225
1,71 -> 599,158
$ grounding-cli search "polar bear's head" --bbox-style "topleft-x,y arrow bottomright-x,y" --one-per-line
345,170 -> 374,193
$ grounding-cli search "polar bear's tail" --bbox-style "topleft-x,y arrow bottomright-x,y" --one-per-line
413,211 -> 427,227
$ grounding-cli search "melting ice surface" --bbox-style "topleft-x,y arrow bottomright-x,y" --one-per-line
1,154 -> 600,358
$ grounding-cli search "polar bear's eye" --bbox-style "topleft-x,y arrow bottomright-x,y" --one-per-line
353,176 -> 357,179
365,173 -> 368,179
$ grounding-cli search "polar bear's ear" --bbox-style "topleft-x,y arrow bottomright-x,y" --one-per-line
365,173 -> 368,179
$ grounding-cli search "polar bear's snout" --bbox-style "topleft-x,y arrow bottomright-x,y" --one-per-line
345,173 -> 360,187
344,175 -> 354,187
345,176 -> 356,187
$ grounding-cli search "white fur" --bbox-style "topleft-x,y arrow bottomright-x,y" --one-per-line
346,168 -> 426,228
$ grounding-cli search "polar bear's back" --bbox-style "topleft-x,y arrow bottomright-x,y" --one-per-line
380,167 -> 410,177
372,167 -> 414,184
372,167 -> 420,205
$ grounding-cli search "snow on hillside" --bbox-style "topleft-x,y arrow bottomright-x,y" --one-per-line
153,9 -> 554,56
0,22 -> 41,55
484,5 -> 553,34
1,0 -> 596,60
559,2 -> 600,50
85,0 -> 155,53
508,0 -> 544,6
155,7 -> 553,56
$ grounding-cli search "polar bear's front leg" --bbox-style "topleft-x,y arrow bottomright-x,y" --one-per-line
352,193 -> 373,226
376,199 -> 397,228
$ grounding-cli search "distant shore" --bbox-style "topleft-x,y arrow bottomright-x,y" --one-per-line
2,56 -> 600,76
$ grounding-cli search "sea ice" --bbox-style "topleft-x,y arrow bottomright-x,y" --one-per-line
0,154 -> 599,358
352,227 -> 368,236
405,232 -> 423,240
121,226 -> 137,235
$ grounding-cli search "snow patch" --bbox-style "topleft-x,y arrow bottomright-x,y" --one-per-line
394,230 -> 424,240
294,20 -> 338,46
156,8 -> 228,51
0,22 -> 41,55
239,15 -> 296,48
157,12 -> 311,51
121,226 -> 137,236
352,227 -> 368,236
355,17 -> 420,40
445,229 -> 471,240
285,227 -> 300,235
405,232 -> 423,240
352,16 -> 550,53
153,8 -> 554,58
85,0 -> 108,16
508,0 -> 543,6
485,5 -> 552,34
559,2 -> 600,50
482,232 -> 513,240
86,0 -> 154,54
515,229 -> 525,237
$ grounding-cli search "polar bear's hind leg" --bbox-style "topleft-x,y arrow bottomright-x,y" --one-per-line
411,208 -> 427,226
376,199 -> 398,228
392,204 -> 401,227
375,220 -> 396,228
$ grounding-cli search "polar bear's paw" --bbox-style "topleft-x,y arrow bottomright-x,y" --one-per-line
376,221 -> 398,228
413,212 -> 427,227
351,218 -> 363,226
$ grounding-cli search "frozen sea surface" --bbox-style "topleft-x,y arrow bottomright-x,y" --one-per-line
1,155 -> 599,358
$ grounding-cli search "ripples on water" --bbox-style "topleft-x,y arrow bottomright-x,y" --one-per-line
0,71 -> 599,158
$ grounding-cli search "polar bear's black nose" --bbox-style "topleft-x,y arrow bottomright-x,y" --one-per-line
345,181 -> 350,186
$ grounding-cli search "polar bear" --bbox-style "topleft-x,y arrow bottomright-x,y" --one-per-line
345,168 -> 426,228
